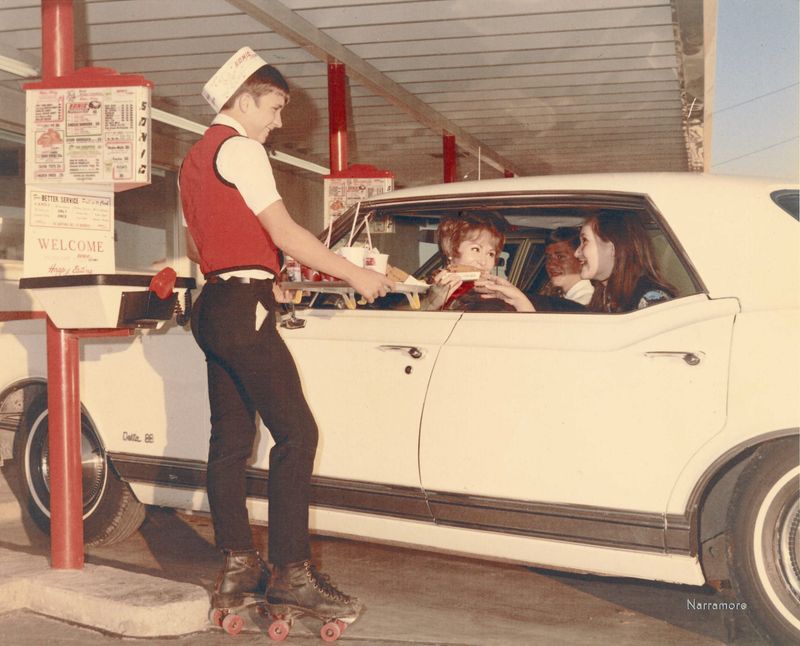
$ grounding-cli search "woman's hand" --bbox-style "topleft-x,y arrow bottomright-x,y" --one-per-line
474,275 -> 536,312
420,269 -> 463,310
433,268 -> 466,295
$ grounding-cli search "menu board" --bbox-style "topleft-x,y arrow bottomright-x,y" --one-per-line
324,175 -> 394,228
25,85 -> 151,189
23,186 -> 115,277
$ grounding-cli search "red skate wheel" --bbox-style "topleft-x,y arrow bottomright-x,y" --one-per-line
336,619 -> 347,634
267,619 -> 291,641
222,613 -> 244,635
320,620 -> 342,642
209,608 -> 225,627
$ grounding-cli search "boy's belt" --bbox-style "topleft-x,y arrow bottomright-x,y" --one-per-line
205,275 -> 272,284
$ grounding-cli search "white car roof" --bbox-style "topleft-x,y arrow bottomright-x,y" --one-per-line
374,172 -> 800,312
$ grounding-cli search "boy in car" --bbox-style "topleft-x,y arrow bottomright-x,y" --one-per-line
542,227 -> 594,306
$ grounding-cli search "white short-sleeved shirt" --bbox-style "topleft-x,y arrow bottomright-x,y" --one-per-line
212,113 -> 282,215
564,279 -> 594,306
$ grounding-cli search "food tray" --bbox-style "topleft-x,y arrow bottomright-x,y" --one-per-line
282,280 -> 428,309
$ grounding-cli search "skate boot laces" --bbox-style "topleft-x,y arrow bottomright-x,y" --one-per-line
306,562 -> 351,603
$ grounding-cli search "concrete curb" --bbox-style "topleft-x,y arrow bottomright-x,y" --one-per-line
0,547 -> 210,637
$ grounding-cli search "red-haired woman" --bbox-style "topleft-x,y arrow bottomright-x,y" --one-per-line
422,211 -> 515,311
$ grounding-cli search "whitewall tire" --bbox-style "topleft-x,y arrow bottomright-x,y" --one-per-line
727,436 -> 800,644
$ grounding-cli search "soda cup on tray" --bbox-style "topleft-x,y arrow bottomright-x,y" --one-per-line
284,255 -> 302,282
365,248 -> 389,274
338,245 -> 366,267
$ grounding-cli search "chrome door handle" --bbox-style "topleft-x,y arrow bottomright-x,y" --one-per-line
644,351 -> 704,366
378,345 -> 424,359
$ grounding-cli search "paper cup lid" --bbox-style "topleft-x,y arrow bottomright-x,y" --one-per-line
202,46 -> 267,112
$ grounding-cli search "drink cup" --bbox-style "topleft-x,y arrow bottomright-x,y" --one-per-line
365,250 -> 389,274
284,256 -> 302,282
338,246 -> 366,267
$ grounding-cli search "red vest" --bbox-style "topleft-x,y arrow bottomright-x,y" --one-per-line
180,124 -> 280,275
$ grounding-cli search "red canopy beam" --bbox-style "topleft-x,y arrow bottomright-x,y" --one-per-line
443,133 -> 456,183
327,63 -> 348,175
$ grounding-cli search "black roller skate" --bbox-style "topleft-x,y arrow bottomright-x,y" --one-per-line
209,548 -> 271,635
264,560 -> 364,642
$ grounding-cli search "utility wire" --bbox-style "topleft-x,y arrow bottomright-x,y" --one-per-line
714,82 -> 799,114
712,135 -> 799,167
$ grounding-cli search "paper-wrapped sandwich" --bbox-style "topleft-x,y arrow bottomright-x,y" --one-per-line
446,264 -> 483,280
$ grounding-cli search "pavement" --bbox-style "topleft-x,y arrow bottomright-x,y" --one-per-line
0,460 -> 768,645
0,465 -> 209,638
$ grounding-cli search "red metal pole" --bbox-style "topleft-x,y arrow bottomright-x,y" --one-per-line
443,134 -> 456,183
327,63 -> 348,175
46,317 -> 83,569
40,0 -> 82,570
41,0 -> 74,80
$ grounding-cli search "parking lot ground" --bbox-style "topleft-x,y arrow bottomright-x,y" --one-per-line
0,463 -> 766,645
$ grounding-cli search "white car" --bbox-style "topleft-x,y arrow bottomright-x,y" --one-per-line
1,173 -> 798,644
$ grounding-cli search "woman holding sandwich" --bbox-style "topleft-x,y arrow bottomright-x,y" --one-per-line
422,211 -> 516,311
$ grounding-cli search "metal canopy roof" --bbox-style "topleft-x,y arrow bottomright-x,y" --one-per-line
0,0 -> 704,187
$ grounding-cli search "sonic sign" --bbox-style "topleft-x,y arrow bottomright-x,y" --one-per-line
22,67 -> 152,279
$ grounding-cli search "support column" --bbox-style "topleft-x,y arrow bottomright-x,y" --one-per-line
40,0 -> 83,570
443,133 -> 456,183
46,318 -> 83,569
41,0 -> 74,80
327,63 -> 348,175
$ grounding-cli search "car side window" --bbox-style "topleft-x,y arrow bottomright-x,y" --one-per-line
115,169 -> 178,272
0,132 -> 24,262
301,199 -> 702,313
648,228 -> 697,299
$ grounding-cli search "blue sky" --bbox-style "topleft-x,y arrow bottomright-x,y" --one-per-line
711,0 -> 799,180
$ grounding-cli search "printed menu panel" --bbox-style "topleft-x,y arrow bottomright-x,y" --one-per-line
25,85 -> 150,189
324,176 -> 394,228
23,186 -> 115,277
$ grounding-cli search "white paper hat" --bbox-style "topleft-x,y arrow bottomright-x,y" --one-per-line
202,46 -> 268,112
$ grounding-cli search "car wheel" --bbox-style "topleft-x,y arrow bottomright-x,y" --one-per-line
13,392 -> 145,546
727,436 -> 800,644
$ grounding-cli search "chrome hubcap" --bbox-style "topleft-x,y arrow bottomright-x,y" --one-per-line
778,497 -> 800,602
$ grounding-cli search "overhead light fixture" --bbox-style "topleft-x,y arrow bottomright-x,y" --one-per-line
152,107 -> 329,175
268,149 -> 329,176
0,53 -> 39,78
151,108 -> 206,136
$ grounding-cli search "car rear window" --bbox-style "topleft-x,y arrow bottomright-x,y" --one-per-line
771,189 -> 799,221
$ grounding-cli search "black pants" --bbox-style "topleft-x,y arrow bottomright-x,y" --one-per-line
191,279 -> 318,565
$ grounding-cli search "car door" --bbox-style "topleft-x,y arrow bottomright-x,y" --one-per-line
274,308 -> 460,488
419,294 -> 738,515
